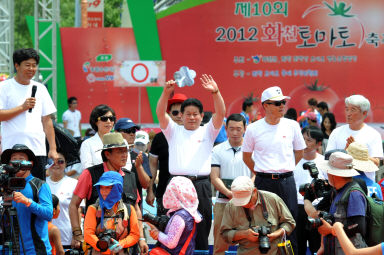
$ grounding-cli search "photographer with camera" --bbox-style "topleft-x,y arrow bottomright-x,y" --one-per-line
294,126 -> 328,255
146,176 -> 201,255
83,171 -> 140,254
1,144 -> 53,254
220,176 -> 295,255
316,152 -> 368,255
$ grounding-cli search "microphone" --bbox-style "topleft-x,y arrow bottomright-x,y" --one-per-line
28,85 -> 37,113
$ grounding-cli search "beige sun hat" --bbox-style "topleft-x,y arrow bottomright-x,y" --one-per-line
230,176 -> 255,206
317,151 -> 360,177
346,142 -> 379,172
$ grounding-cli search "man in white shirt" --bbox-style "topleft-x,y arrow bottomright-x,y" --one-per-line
211,113 -> 253,255
294,126 -> 327,255
0,48 -> 58,180
62,97 -> 82,140
242,86 -> 306,254
156,74 -> 225,250
326,95 -> 383,181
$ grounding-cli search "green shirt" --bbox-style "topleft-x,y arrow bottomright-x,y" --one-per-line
220,190 -> 296,255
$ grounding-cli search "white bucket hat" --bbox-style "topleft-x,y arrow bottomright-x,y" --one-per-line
318,151 -> 360,177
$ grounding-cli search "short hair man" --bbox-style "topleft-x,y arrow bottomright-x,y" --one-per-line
115,118 -> 152,208
242,86 -> 306,254
220,176 -> 296,255
317,152 -> 368,254
210,114 -> 253,255
241,98 -> 254,125
146,93 -> 187,215
0,48 -> 58,180
62,96 -> 82,140
1,144 -> 53,254
317,101 -> 329,117
326,95 -> 383,181
294,126 -> 327,255
156,74 -> 225,250
69,133 -> 148,253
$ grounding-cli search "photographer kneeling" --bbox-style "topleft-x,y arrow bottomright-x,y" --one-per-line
1,144 -> 53,255
84,171 -> 140,254
220,176 -> 296,255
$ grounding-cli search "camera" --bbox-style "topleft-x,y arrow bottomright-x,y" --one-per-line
307,211 -> 334,229
252,226 -> 271,254
143,212 -> 170,232
299,162 -> 332,201
64,249 -> 84,255
0,161 -> 30,197
96,229 -> 116,252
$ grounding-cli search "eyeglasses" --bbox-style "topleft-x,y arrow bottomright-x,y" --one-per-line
118,128 -> 137,134
57,159 -> 65,165
171,110 -> 180,116
98,116 -> 116,122
265,100 -> 286,106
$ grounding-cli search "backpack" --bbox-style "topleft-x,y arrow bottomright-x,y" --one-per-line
340,183 -> 384,246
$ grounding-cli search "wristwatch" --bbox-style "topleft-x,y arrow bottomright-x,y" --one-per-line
27,198 -> 33,206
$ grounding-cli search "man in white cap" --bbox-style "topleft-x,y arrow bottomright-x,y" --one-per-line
220,176 -> 295,255
316,152 -> 368,255
242,86 -> 306,253
326,94 -> 383,182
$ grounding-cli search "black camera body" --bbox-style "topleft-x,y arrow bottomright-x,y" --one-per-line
0,161 -> 30,198
307,211 -> 334,229
96,229 -> 116,252
143,212 -> 170,232
64,249 -> 85,255
299,162 -> 332,201
252,226 -> 271,254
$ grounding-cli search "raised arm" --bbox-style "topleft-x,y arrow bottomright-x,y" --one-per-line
0,97 -> 36,121
200,74 -> 226,129
156,80 -> 176,130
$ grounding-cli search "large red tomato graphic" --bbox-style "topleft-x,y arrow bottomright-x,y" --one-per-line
287,80 -> 339,113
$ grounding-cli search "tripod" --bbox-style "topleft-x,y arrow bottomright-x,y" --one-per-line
0,197 -> 26,255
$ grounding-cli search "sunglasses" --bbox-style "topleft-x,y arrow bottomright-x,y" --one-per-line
56,159 -> 65,165
265,100 -> 286,106
98,116 -> 116,122
119,128 -> 137,134
171,110 -> 180,116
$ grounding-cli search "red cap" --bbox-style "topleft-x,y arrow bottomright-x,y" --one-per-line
167,93 -> 188,111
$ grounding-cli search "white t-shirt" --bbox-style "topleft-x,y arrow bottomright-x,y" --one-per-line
326,124 -> 383,181
0,78 -> 56,156
242,118 -> 306,173
211,140 -> 252,203
46,176 -> 79,245
62,109 -> 81,137
294,154 -> 327,205
163,119 -> 220,176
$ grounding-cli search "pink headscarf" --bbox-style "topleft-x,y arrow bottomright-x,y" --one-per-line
162,176 -> 202,223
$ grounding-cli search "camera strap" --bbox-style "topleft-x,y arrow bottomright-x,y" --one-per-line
243,191 -> 269,228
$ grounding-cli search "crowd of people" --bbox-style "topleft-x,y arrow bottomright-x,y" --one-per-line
1,48 -> 384,255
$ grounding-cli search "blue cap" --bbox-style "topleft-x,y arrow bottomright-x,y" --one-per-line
114,118 -> 140,131
94,171 -> 123,188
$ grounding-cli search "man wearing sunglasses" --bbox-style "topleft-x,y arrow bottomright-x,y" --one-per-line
146,93 -> 187,216
156,74 -> 226,250
242,86 -> 306,255
1,144 -> 53,255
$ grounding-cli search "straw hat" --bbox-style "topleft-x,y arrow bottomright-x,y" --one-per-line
346,142 -> 379,172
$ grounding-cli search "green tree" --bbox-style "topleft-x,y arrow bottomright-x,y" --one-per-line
104,0 -> 124,27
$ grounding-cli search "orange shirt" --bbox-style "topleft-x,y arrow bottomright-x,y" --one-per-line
48,222 -> 56,255
84,202 -> 140,254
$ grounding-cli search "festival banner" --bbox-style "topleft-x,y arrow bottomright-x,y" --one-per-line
156,0 -> 384,123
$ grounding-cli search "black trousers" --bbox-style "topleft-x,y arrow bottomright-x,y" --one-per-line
31,156 -> 47,180
297,204 -> 321,255
255,174 -> 298,255
192,178 -> 212,250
